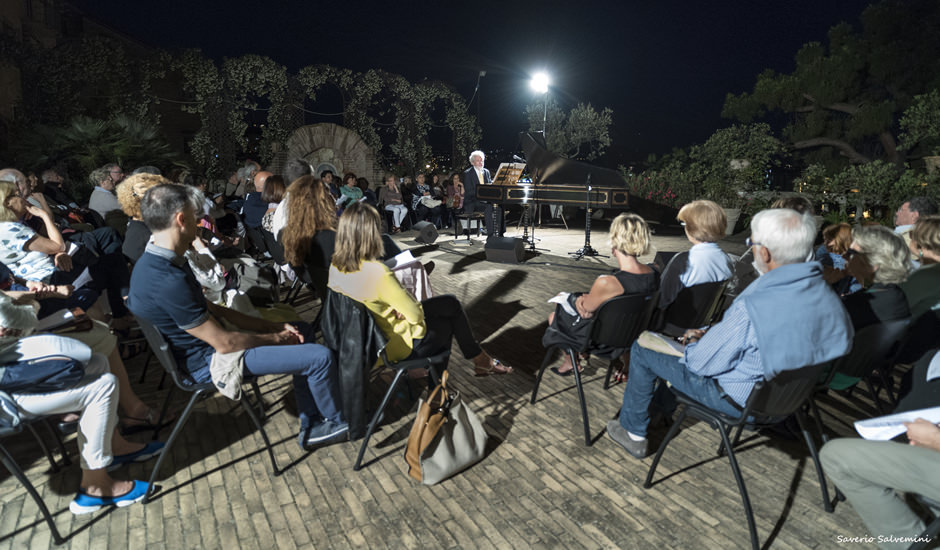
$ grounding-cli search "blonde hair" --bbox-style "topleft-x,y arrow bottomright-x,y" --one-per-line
117,174 -> 172,219
852,225 -> 911,285
609,213 -> 651,256
331,202 -> 384,273
911,215 -> 940,256
0,181 -> 20,222
677,200 -> 726,243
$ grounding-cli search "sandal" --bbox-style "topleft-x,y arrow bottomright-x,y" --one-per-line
121,408 -> 176,436
551,354 -> 584,377
474,357 -> 513,376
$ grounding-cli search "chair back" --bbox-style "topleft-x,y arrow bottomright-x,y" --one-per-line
746,362 -> 829,419
261,229 -> 286,265
0,390 -> 21,434
136,317 -> 209,391
657,279 -> 729,336
824,318 -> 910,388
590,293 -> 656,349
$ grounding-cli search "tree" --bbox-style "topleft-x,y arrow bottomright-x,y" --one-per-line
899,89 -> 940,157
722,0 -> 940,168
525,99 -> 613,160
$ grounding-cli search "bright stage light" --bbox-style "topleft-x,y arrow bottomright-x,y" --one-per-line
530,72 -> 550,94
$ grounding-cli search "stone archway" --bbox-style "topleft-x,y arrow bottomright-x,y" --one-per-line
283,123 -> 383,185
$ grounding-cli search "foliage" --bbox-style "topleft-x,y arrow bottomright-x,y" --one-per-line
525,99 -> 613,160
622,157 -> 696,208
899,89 -> 940,156
827,160 -> 902,218
722,0 -> 940,168
11,115 -> 180,202
689,123 -> 786,210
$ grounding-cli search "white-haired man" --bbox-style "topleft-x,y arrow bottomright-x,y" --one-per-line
608,208 -> 855,458
461,150 -> 500,235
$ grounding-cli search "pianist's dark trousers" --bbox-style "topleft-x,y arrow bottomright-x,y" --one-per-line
464,198 -> 504,236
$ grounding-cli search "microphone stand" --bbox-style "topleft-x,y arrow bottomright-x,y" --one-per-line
569,173 -> 607,260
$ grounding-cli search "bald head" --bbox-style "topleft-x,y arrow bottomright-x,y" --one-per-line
254,171 -> 272,193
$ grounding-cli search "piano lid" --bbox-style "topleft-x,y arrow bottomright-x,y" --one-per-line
520,132 -> 627,188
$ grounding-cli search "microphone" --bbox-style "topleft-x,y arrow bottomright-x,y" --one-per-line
512,155 -> 525,163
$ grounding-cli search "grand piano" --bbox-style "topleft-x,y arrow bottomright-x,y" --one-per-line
476,132 -> 679,225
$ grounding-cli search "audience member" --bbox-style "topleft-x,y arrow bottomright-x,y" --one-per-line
607,208 -> 854,458
328,202 -> 511,375
357,177 -> 377,207
895,196 -> 938,254
903,214 -> 940,318
0,292 -> 162,514
242,170 -> 271,256
321,170 -> 339,198
412,172 -> 443,227
840,225 -> 911,330
87,164 -> 124,218
128,184 -> 347,449
338,172 -> 364,210
261,175 -> 285,234
380,175 -> 408,233
282,175 -> 338,274
820,222 -> 862,295
544,213 -> 659,379
655,200 -> 733,319
444,172 -> 464,229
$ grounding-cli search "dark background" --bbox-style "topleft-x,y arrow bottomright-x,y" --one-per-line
72,0 -> 873,166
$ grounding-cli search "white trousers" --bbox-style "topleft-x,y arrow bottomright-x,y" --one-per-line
11,344 -> 117,470
385,204 -> 408,227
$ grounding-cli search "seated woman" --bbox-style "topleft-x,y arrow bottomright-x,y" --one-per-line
820,223 -> 862,295
903,214 -> 940,319
380,175 -> 408,233
339,172 -> 364,213
443,172 -> 464,229
283,176 -> 404,293
0,293 -> 162,514
328,202 -> 510,376
655,200 -> 732,320
0,181 -> 133,331
841,225 -> 911,330
261,175 -> 286,234
412,173 -> 443,228
544,213 -> 659,377
357,177 -> 378,207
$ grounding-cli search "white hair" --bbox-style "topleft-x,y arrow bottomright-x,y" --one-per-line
469,150 -> 485,162
750,208 -> 816,266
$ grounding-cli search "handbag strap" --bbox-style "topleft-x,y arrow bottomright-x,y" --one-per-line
426,370 -> 451,412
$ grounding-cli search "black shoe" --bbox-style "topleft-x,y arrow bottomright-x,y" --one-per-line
423,261 -> 435,276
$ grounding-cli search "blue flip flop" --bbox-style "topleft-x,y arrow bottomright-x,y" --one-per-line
107,441 -> 164,472
70,480 -> 149,515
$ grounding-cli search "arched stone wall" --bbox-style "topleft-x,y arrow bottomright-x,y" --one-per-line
280,123 -> 384,186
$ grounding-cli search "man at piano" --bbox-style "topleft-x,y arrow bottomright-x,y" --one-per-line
461,150 -> 501,236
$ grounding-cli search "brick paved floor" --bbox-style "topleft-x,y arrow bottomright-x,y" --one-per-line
0,221 -> 892,549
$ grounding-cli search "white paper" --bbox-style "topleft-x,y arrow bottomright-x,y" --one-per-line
637,330 -> 686,357
70,267 -> 93,290
384,250 -> 416,270
926,350 -> 940,382
853,406 -> 940,441
67,242 -> 81,256
548,292 -> 578,317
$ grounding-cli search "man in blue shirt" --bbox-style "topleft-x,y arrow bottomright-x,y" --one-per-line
128,184 -> 347,449
608,208 -> 854,458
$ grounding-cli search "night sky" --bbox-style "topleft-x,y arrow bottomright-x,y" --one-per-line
73,0 -> 873,166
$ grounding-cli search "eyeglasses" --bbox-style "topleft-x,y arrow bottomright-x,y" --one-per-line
745,237 -> 763,248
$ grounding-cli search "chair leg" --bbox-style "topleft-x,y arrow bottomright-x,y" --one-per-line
603,360 -> 614,390
717,425 -> 760,550
26,423 -> 59,473
139,352 -> 153,384
152,385 -> 176,441
530,350 -> 556,404
354,370 -> 407,471
0,443 -> 65,545
570,350 -> 591,446
144,390 -> 203,503
238,395 -> 279,475
864,378 -> 888,415
794,409 -> 834,512
250,379 -> 265,419
42,419 -> 71,467
644,406 -> 687,488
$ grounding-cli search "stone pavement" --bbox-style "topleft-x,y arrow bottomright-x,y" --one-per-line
0,219 -> 887,549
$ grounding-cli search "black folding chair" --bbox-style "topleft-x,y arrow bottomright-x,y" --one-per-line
0,391 -> 72,545
910,495 -> 940,550
652,279 -> 728,337
532,294 -> 654,446
135,317 -> 279,503
643,362 -> 831,550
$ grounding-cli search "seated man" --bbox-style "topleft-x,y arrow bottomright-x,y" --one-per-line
608,208 -> 855,458
127,184 -> 347,449
821,403 -> 940,549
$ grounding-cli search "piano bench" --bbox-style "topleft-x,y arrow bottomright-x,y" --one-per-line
454,212 -> 486,242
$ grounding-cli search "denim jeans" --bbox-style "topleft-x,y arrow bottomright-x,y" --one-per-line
241,322 -> 341,429
619,340 -> 741,437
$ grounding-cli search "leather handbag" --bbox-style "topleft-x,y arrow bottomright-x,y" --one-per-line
404,371 -> 488,485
